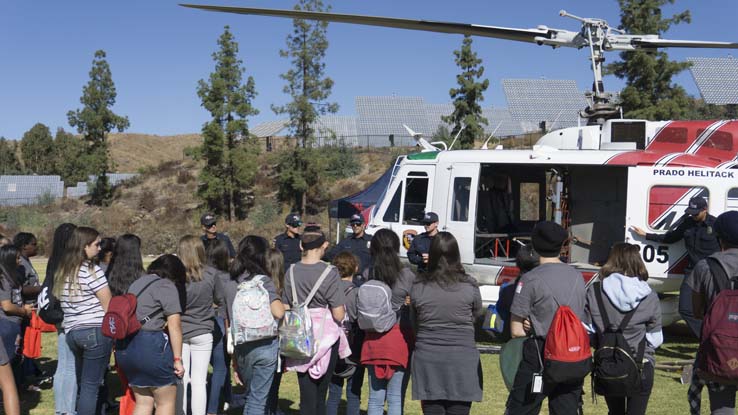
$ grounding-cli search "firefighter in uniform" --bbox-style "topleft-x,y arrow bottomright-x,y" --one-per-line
407,212 -> 439,273
274,213 -> 303,269
630,196 -> 720,337
324,213 -> 372,274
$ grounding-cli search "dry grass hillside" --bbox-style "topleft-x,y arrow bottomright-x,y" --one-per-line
108,133 -> 202,172
0,146 -> 403,255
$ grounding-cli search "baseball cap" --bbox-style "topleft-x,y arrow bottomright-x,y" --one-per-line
285,213 -> 302,227
200,213 -> 216,227
349,214 -> 364,225
421,212 -> 439,224
685,196 -> 708,216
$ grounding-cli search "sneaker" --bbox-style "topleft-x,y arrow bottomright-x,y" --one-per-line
37,376 -> 53,385
26,384 -> 42,392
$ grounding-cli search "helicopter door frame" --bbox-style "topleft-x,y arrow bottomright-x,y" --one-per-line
443,163 -> 480,265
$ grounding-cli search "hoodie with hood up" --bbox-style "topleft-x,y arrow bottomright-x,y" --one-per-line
585,272 -> 663,364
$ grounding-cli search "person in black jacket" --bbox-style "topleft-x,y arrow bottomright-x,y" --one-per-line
630,196 -> 720,337
200,213 -> 236,259
324,214 -> 372,274
274,213 -> 303,269
407,212 -> 439,273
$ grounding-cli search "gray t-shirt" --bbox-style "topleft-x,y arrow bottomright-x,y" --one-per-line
213,268 -> 231,319
129,274 -> 182,331
0,276 -> 23,324
282,262 -> 345,309
181,266 -> 225,340
410,277 -> 483,348
340,279 -> 358,322
222,273 -> 281,322
510,262 -> 586,338
686,248 -> 738,306
363,266 -> 416,311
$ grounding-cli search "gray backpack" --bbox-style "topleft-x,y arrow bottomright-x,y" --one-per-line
357,280 -> 396,333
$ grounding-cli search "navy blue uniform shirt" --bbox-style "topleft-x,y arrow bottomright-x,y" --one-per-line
407,232 -> 435,273
201,233 -> 236,258
274,232 -> 302,269
646,214 -> 720,273
324,233 -> 373,274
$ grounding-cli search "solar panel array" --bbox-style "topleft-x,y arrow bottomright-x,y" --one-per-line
688,57 -> 738,104
356,96 -> 431,137
502,79 -> 587,129
312,115 -> 358,146
250,119 -> 289,137
0,175 -> 63,206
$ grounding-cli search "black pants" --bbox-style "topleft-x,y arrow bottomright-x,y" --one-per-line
603,363 -> 655,415
267,365 -> 283,415
421,400 -> 472,415
297,341 -> 340,415
506,338 -> 584,415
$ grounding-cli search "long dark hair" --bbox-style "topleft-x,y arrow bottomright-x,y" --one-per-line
600,242 -> 649,282
265,247 -> 285,295
97,237 -> 116,264
206,238 -> 230,273
420,232 -> 470,287
369,229 -> 402,288
0,245 -> 20,290
45,223 -> 77,286
13,232 -> 36,253
147,254 -> 187,312
107,234 -> 145,295
230,235 -> 269,280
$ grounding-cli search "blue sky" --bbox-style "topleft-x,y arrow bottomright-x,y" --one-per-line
1,0 -> 737,140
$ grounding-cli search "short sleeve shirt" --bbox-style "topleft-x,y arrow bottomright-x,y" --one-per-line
223,273 -> 281,321
686,249 -> 738,306
510,262 -> 586,338
282,262 -> 345,309
61,263 -> 108,332
340,279 -> 359,322
0,275 -> 23,324
129,274 -> 182,331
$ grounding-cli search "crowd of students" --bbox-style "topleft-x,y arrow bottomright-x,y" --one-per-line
0,208 -> 737,415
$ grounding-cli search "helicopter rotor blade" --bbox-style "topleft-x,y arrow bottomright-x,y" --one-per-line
180,4 -> 557,44
631,38 -> 738,49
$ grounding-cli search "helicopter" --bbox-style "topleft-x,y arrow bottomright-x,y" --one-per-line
181,3 -> 738,324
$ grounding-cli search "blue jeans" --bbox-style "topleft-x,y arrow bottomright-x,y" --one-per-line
327,365 -> 365,415
55,332 -> 78,415
208,316 -> 232,414
367,366 -> 407,415
0,319 -> 21,387
234,337 -> 278,415
66,327 -> 113,415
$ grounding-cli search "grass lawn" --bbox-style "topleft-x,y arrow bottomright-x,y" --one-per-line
21,259 -> 712,414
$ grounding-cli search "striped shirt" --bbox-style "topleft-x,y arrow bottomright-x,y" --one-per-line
61,262 -> 108,333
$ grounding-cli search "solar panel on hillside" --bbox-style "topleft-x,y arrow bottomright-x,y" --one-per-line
312,115 -> 358,146
688,57 -> 738,104
502,79 -> 587,130
0,175 -> 63,206
66,182 -> 88,198
251,119 -> 289,138
424,103 -> 454,135
485,108 -> 536,137
356,96 -> 431,138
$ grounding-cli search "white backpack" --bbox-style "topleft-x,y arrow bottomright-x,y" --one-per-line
230,275 -> 278,345
357,280 -> 397,333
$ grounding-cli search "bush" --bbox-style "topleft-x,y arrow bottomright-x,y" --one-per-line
249,199 -> 279,229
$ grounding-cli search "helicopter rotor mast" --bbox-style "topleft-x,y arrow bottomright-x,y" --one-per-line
181,4 -> 738,125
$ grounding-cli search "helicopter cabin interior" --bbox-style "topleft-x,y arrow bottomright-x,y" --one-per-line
473,164 -> 628,267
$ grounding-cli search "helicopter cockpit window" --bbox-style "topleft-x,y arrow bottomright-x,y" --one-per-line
382,185 -> 402,223
727,188 -> 738,210
451,177 -> 471,222
648,186 -> 709,231
705,130 -> 733,151
520,183 -> 540,221
655,127 -> 688,144
403,172 -> 429,225
610,121 -> 646,150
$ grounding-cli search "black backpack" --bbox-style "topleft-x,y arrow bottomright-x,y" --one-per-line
37,275 -> 64,325
591,282 -> 645,397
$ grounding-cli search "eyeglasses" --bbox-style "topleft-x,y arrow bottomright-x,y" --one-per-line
350,223 -> 363,227
206,223 -> 217,228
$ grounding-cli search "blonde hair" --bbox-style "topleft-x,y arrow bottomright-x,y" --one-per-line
178,235 -> 206,282
53,227 -> 99,297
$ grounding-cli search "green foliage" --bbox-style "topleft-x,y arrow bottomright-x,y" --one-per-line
273,0 -> 338,212
442,36 -> 489,149
432,125 -> 451,144
606,0 -> 692,120
53,128 -> 90,187
322,145 -> 360,181
197,26 -> 260,220
249,199 -> 280,228
0,137 -> 22,174
67,50 -> 129,205
20,123 -> 55,174
685,99 -> 738,120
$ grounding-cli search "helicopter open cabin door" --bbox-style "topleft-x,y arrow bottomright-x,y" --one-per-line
625,165 -> 733,293
444,163 -> 479,265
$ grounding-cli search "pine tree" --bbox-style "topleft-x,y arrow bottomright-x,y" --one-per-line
67,50 -> 129,205
20,123 -> 55,174
273,0 -> 338,213
197,26 -> 259,220
0,138 -> 22,174
53,128 -> 89,188
606,0 -> 692,120
442,35 -> 489,149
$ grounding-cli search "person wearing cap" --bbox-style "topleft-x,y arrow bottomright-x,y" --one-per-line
506,221 -> 587,414
686,210 -> 738,414
324,214 -> 372,274
630,196 -> 720,337
200,213 -> 236,258
274,213 -> 303,269
407,212 -> 439,273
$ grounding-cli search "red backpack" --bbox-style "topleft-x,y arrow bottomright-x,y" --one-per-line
102,278 -> 162,340
697,258 -> 738,384
542,285 -> 592,384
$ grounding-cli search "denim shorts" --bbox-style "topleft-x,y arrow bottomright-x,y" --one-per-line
115,330 -> 177,388
0,318 -> 20,365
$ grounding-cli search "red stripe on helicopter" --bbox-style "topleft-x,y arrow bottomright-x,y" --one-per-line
691,120 -> 738,163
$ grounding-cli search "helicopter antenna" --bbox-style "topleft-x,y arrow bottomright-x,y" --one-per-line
481,123 -> 503,150
447,125 -> 466,150
403,124 -> 445,152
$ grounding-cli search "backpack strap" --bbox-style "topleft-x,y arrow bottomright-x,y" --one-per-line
706,257 -> 731,292
593,282 -> 612,329
289,265 -> 299,305
134,277 -> 163,324
303,265 -> 334,308
594,282 -> 646,367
